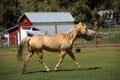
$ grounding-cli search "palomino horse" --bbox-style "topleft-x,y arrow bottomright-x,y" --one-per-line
18,22 -> 90,74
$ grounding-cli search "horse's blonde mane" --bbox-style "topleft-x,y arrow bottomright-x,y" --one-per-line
63,25 -> 78,40
64,22 -> 86,40
66,25 -> 77,34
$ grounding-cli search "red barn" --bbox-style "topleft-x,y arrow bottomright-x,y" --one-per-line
4,25 -> 18,46
5,14 -> 33,46
4,15 -> 33,46
19,15 -> 32,26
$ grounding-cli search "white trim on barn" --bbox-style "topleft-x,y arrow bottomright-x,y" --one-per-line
20,27 -> 32,39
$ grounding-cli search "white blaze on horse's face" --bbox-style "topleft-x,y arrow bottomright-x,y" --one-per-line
77,22 -> 88,35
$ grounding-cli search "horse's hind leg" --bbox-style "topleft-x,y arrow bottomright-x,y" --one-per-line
36,51 -> 50,72
23,52 -> 34,74
67,51 -> 81,69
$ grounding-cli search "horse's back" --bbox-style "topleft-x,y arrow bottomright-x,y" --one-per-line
28,34 -> 62,50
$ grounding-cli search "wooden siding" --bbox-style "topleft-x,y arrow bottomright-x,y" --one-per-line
9,27 -> 18,46
20,16 -> 32,27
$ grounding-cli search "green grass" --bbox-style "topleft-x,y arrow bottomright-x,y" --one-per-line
0,47 -> 120,80
97,28 -> 120,43
98,27 -> 120,33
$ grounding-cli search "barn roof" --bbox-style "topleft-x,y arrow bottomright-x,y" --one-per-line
18,12 -> 75,23
4,25 -> 18,32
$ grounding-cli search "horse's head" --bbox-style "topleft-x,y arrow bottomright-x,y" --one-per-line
76,22 -> 94,41
76,22 -> 88,35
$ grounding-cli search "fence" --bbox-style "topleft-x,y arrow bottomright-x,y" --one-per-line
0,28 -> 120,48
0,38 -> 8,47
74,28 -> 120,48
0,36 -> 17,47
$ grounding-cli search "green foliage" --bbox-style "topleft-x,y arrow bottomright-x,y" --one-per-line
111,0 -> 120,14
71,1 -> 92,23
0,0 -> 120,29
0,0 -> 21,29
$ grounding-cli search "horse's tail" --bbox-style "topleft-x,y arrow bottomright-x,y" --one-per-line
17,37 -> 31,61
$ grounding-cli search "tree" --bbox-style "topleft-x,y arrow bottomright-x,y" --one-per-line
111,0 -> 120,14
18,0 -> 39,12
0,0 -> 21,29
0,0 -> 120,30
71,1 -> 92,23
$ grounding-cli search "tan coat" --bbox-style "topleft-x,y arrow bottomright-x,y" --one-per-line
18,22 -> 89,73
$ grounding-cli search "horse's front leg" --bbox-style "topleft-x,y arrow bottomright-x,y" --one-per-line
67,51 -> 81,69
23,52 -> 34,74
36,51 -> 50,72
54,50 -> 66,71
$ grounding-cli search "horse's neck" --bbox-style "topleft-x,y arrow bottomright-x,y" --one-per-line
67,27 -> 78,43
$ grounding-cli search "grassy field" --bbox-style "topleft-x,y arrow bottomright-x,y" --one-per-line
0,47 -> 120,80
98,28 -> 120,43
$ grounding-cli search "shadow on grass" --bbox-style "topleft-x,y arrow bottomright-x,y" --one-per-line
115,49 -> 120,51
24,66 -> 102,74
24,70 -> 50,74
57,66 -> 102,72
82,66 -> 102,71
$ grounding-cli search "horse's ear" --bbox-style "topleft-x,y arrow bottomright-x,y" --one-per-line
78,22 -> 84,26
81,22 -> 84,26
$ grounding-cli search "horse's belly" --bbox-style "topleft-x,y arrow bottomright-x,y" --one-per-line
43,46 -> 60,52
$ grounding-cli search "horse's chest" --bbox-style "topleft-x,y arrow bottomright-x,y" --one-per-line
61,41 -> 72,50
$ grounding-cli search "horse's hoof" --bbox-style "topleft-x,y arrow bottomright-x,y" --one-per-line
78,65 -> 81,68
54,67 -> 58,71
77,66 -> 82,70
46,69 -> 50,72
